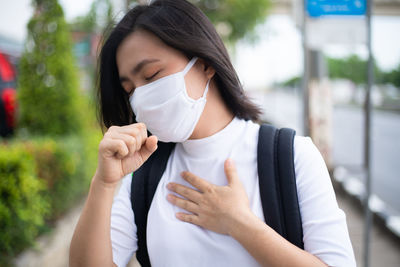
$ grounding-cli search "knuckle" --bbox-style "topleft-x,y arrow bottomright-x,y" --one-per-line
104,131 -> 112,138
99,138 -> 106,145
131,128 -> 140,138
136,122 -> 145,131
168,183 -> 175,190
188,215 -> 195,223
139,123 -> 148,135
98,139 -> 107,150
109,125 -> 118,132
127,136 -> 136,147
181,188 -> 189,196
117,139 -> 126,149
182,214 -> 189,222
185,174 -> 193,183
205,185 -> 214,194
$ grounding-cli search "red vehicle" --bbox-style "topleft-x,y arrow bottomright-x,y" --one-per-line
0,51 -> 17,137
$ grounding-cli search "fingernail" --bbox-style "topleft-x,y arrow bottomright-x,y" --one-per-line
226,158 -> 233,166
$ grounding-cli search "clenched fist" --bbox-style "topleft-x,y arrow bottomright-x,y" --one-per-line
94,122 -> 158,186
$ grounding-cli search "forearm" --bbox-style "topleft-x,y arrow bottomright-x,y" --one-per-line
69,173 -> 117,267
229,211 -> 327,267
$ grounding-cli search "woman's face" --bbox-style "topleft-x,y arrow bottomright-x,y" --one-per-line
116,29 -> 214,100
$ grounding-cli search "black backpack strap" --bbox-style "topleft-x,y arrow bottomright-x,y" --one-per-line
257,124 -> 304,249
257,124 -> 285,235
277,128 -> 304,249
130,141 -> 176,267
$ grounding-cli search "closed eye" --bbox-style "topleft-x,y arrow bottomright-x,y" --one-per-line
145,70 -> 160,81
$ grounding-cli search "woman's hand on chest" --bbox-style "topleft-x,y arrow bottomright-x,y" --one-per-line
166,158 -> 254,236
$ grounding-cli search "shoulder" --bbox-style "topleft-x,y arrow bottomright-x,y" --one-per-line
242,119 -> 261,141
292,135 -> 334,196
293,135 -> 326,174
291,134 -> 338,202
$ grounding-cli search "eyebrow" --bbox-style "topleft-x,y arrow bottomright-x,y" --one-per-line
119,58 -> 160,83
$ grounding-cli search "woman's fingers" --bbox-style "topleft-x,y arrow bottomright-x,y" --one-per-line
108,123 -> 147,149
139,135 -> 158,162
111,122 -> 147,137
175,212 -> 199,225
100,138 -> 129,159
180,171 -> 213,193
104,123 -> 152,157
167,182 -> 203,203
166,194 -> 199,215
110,133 -> 139,155
224,158 -> 239,187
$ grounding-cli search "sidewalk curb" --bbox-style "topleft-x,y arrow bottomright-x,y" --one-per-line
332,166 -> 400,243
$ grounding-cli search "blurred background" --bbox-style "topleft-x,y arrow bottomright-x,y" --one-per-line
0,0 -> 399,266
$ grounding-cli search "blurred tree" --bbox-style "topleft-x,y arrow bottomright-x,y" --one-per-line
381,64 -> 400,88
281,76 -> 301,88
69,0 -> 114,33
326,55 -> 389,87
277,55 -> 400,90
127,0 -> 271,44
18,0 -> 83,135
195,0 -> 270,43
280,57 -> 400,91
327,55 -> 369,85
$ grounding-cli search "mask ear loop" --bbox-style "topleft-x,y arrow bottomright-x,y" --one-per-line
182,57 -> 198,75
182,56 -> 210,100
202,79 -> 211,100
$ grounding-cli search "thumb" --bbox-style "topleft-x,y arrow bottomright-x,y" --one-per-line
224,158 -> 238,187
139,135 -> 158,162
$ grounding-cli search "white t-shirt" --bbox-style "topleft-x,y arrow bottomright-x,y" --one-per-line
110,116 -> 356,267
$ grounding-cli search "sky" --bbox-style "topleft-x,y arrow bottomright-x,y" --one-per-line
0,0 -> 399,89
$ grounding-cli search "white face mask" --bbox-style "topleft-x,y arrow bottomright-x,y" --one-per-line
129,57 -> 210,143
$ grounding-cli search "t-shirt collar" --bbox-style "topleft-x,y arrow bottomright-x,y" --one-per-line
179,116 -> 245,158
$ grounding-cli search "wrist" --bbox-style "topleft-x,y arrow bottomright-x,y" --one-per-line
227,209 -> 260,238
92,171 -> 119,192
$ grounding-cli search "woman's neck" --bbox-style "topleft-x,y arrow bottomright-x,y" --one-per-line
188,80 -> 234,140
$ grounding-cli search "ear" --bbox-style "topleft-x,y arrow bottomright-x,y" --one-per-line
198,59 -> 216,80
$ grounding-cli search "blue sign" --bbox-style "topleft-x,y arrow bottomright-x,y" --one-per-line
307,0 -> 367,17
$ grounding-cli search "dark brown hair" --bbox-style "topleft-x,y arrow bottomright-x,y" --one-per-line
97,0 -> 262,131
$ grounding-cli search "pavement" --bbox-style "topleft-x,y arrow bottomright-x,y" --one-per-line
335,184 -> 400,267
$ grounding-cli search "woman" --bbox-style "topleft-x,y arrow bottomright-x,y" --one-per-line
69,0 -> 356,266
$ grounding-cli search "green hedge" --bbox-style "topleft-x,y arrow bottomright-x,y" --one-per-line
0,129 -> 101,265
0,145 -> 49,259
